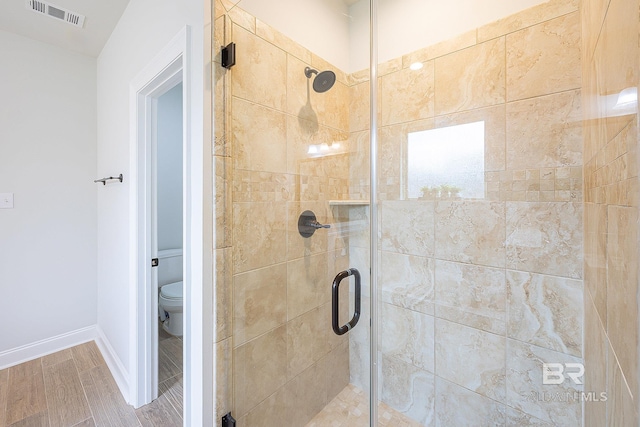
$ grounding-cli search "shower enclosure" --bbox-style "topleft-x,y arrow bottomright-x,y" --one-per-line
212,0 -> 640,425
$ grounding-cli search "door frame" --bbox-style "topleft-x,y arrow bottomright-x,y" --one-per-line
129,26 -> 205,424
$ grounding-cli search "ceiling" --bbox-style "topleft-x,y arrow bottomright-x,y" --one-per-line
0,0 -> 130,57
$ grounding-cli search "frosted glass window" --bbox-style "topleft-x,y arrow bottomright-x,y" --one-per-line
407,121 -> 485,199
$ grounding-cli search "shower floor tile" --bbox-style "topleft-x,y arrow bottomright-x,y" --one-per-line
306,384 -> 424,427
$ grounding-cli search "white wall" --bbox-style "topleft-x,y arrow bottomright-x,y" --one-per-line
237,0 -> 351,71
96,0 -> 203,388
0,30 -> 97,353
350,0 -> 549,72
157,83 -> 183,252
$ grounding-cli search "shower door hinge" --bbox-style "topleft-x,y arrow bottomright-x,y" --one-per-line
222,412 -> 236,427
221,42 -> 236,69
151,258 -> 159,267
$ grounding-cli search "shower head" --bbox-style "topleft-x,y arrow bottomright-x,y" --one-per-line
304,67 -> 336,93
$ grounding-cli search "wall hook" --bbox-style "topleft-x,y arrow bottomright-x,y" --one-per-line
94,174 -> 123,185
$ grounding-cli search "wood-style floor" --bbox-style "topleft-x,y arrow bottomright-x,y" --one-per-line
0,333 -> 183,427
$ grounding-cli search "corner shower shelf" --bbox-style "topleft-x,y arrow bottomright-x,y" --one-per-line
329,200 -> 370,206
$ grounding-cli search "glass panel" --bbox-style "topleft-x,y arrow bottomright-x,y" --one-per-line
214,0 -> 371,424
376,0 -> 589,425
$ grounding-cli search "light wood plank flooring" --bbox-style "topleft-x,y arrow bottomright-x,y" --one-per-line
0,337 -> 183,427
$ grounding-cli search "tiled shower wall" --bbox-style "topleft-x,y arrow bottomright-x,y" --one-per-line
348,0 -> 586,425
582,0 -> 640,424
213,1 -> 353,425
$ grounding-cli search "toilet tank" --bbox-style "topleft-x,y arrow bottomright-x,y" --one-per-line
158,248 -> 183,287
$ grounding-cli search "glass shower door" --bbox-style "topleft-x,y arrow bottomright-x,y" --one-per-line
213,0 -> 372,425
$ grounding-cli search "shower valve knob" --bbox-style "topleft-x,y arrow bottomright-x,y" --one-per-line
298,210 -> 330,238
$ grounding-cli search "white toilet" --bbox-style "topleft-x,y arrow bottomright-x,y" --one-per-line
157,248 -> 183,337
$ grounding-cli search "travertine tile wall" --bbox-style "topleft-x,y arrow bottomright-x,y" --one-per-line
582,0 -> 640,424
212,1 -> 352,425
347,0 -> 586,425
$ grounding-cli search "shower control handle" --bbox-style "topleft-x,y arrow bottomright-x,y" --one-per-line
309,220 -> 330,229
298,210 -> 330,238
332,268 -> 361,336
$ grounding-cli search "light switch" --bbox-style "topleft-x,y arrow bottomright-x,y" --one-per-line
0,193 -> 14,209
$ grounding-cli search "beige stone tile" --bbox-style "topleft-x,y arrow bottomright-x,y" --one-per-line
606,205 -> 639,399
506,339 -> 582,425
435,104 -> 506,172
349,295 -> 371,393
506,202 -> 583,279
214,338 -> 232,423
286,305 -> 328,380
506,12 -> 581,101
231,24 -> 286,110
584,202 -> 607,328
597,0 -> 639,142
380,62 -> 434,126
349,68 -> 370,86
378,57 -> 403,77
214,156 -> 231,249
435,377 -> 506,426
402,29 -> 477,67
506,90 -> 582,170
286,252 -> 331,320
219,0 -> 240,12
232,201 -> 287,274
606,347 -> 639,427
380,200 -> 434,257
286,116 -> 348,176
348,130 -> 370,199
435,37 -> 506,115
580,0 -> 609,65
233,263 -> 286,346
232,170 -> 294,203
285,361 -> 328,426
231,97 -> 287,173
434,200 -> 506,268
477,0 -> 579,42
350,81 -> 370,133
233,326 -> 287,417
227,4 -> 255,33
507,270 -> 583,357
435,319 -> 506,402
286,54 -> 349,132
380,252 -> 434,315
240,387 -> 289,427
505,407 -> 554,426
380,355 -> 435,425
255,19 -> 311,64
584,293 -> 607,427
380,303 -> 434,373
214,248 -> 232,342
321,340 -> 350,403
435,260 -> 506,335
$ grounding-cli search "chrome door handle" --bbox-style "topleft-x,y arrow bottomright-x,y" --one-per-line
332,268 -> 361,335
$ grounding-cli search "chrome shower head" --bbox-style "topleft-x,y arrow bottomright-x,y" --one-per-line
304,67 -> 336,93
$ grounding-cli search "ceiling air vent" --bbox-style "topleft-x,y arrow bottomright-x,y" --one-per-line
25,0 -> 85,28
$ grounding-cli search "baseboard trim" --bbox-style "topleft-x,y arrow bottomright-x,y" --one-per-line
95,326 -> 130,402
0,326 -> 96,370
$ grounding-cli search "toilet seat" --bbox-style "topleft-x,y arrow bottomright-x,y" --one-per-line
160,281 -> 183,300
